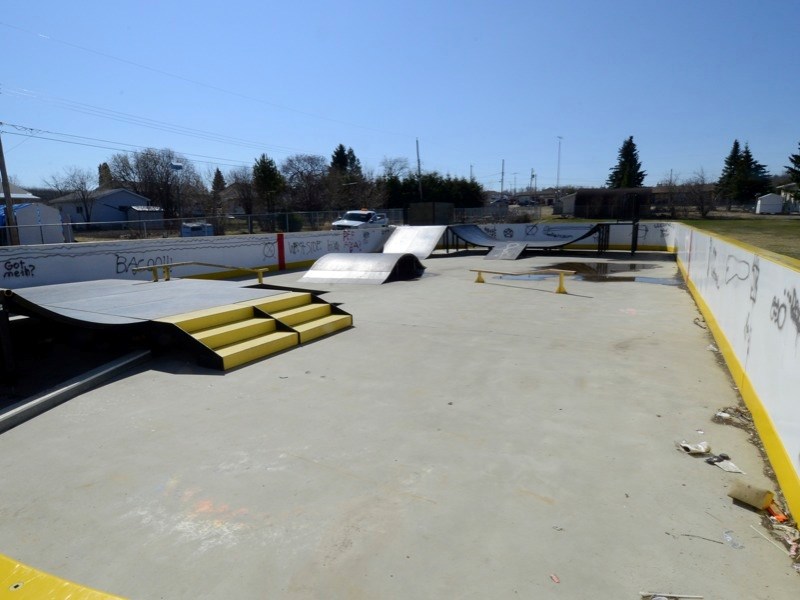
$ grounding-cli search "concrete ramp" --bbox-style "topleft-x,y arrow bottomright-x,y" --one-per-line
382,225 -> 447,259
300,253 -> 425,284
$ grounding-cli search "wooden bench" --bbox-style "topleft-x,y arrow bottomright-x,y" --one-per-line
469,268 -> 576,294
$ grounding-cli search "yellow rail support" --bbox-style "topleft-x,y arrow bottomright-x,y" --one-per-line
470,268 -> 576,294
132,262 -> 269,284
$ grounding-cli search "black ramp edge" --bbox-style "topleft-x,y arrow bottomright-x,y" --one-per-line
386,253 -> 426,281
448,223 -> 602,255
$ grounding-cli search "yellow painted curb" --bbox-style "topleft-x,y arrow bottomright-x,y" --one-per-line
0,553 -> 126,599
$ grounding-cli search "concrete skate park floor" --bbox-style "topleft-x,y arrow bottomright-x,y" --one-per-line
0,251 -> 796,599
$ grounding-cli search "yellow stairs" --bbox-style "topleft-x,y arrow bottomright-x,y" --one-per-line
155,292 -> 352,370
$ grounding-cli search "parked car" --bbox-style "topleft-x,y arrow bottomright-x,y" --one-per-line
331,209 -> 389,230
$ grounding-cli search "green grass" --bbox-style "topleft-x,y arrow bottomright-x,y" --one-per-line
678,217 -> 800,261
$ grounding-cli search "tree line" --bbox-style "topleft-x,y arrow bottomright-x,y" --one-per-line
36,137 -> 800,222
606,136 -> 800,217
41,144 -> 484,222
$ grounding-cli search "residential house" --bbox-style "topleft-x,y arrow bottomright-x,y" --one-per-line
49,188 -> 162,227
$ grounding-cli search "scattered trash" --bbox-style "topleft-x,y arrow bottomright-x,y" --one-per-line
704,452 -> 729,464
702,452 -> 744,473
772,524 -> 800,557
723,530 -> 744,549
549,573 -> 560,584
679,533 -> 723,544
712,406 -> 753,428
750,525 -> 790,556
640,593 -> 704,599
707,344 -> 719,352
693,317 -> 708,329
695,429 -> 704,435
676,440 -> 711,455
709,457 -> 744,473
793,562 -> 800,573
727,481 -> 774,510
766,502 -> 788,523
552,525 -> 564,532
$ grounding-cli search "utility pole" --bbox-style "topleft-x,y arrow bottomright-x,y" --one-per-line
416,138 -> 430,224
500,159 -> 505,198
0,129 -> 20,246
556,136 -> 563,200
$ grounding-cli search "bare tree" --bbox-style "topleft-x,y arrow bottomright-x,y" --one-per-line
46,167 -> 96,221
280,154 -> 328,211
108,148 -> 199,218
227,166 -> 256,213
380,157 -> 410,178
656,171 -> 680,218
684,168 -> 715,218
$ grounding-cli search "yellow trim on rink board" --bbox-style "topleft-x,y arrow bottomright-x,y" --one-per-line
0,553 -> 126,599
677,257 -> 800,519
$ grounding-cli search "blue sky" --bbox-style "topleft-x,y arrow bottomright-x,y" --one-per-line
2,0 -> 798,192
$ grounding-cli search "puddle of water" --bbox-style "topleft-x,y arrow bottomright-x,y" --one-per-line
498,263 -> 683,286
633,276 -> 682,286
539,262 -> 660,276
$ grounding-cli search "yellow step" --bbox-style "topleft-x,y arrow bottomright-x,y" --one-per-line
193,318 -> 278,349
216,331 -> 299,370
249,292 -> 313,313
271,303 -> 332,326
158,304 -> 255,333
293,314 -> 353,343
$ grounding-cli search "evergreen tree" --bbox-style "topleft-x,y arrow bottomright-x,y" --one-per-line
253,154 -> 285,218
211,168 -> 226,198
330,144 -> 349,173
717,140 -> 742,208
606,136 -> 646,188
785,142 -> 800,187
717,140 -> 771,207
739,143 -> 771,201
345,148 -> 362,177
330,144 -> 363,178
211,167 -> 226,211
98,162 -> 113,187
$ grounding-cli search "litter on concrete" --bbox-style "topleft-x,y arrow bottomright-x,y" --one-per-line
640,593 -> 704,599
723,530 -> 744,549
750,524 -> 791,556
676,440 -> 711,455
727,481 -> 774,510
707,456 -> 744,473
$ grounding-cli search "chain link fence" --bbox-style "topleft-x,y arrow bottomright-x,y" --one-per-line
2,205 -> 543,244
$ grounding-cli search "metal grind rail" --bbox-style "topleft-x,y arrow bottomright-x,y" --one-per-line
132,261 -> 269,283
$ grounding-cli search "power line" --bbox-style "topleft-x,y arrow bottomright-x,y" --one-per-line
0,21 -> 407,137
0,123 -> 250,169
2,84 -> 304,155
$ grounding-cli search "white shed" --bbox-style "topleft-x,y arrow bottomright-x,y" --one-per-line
0,203 -> 67,245
755,193 -> 783,215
